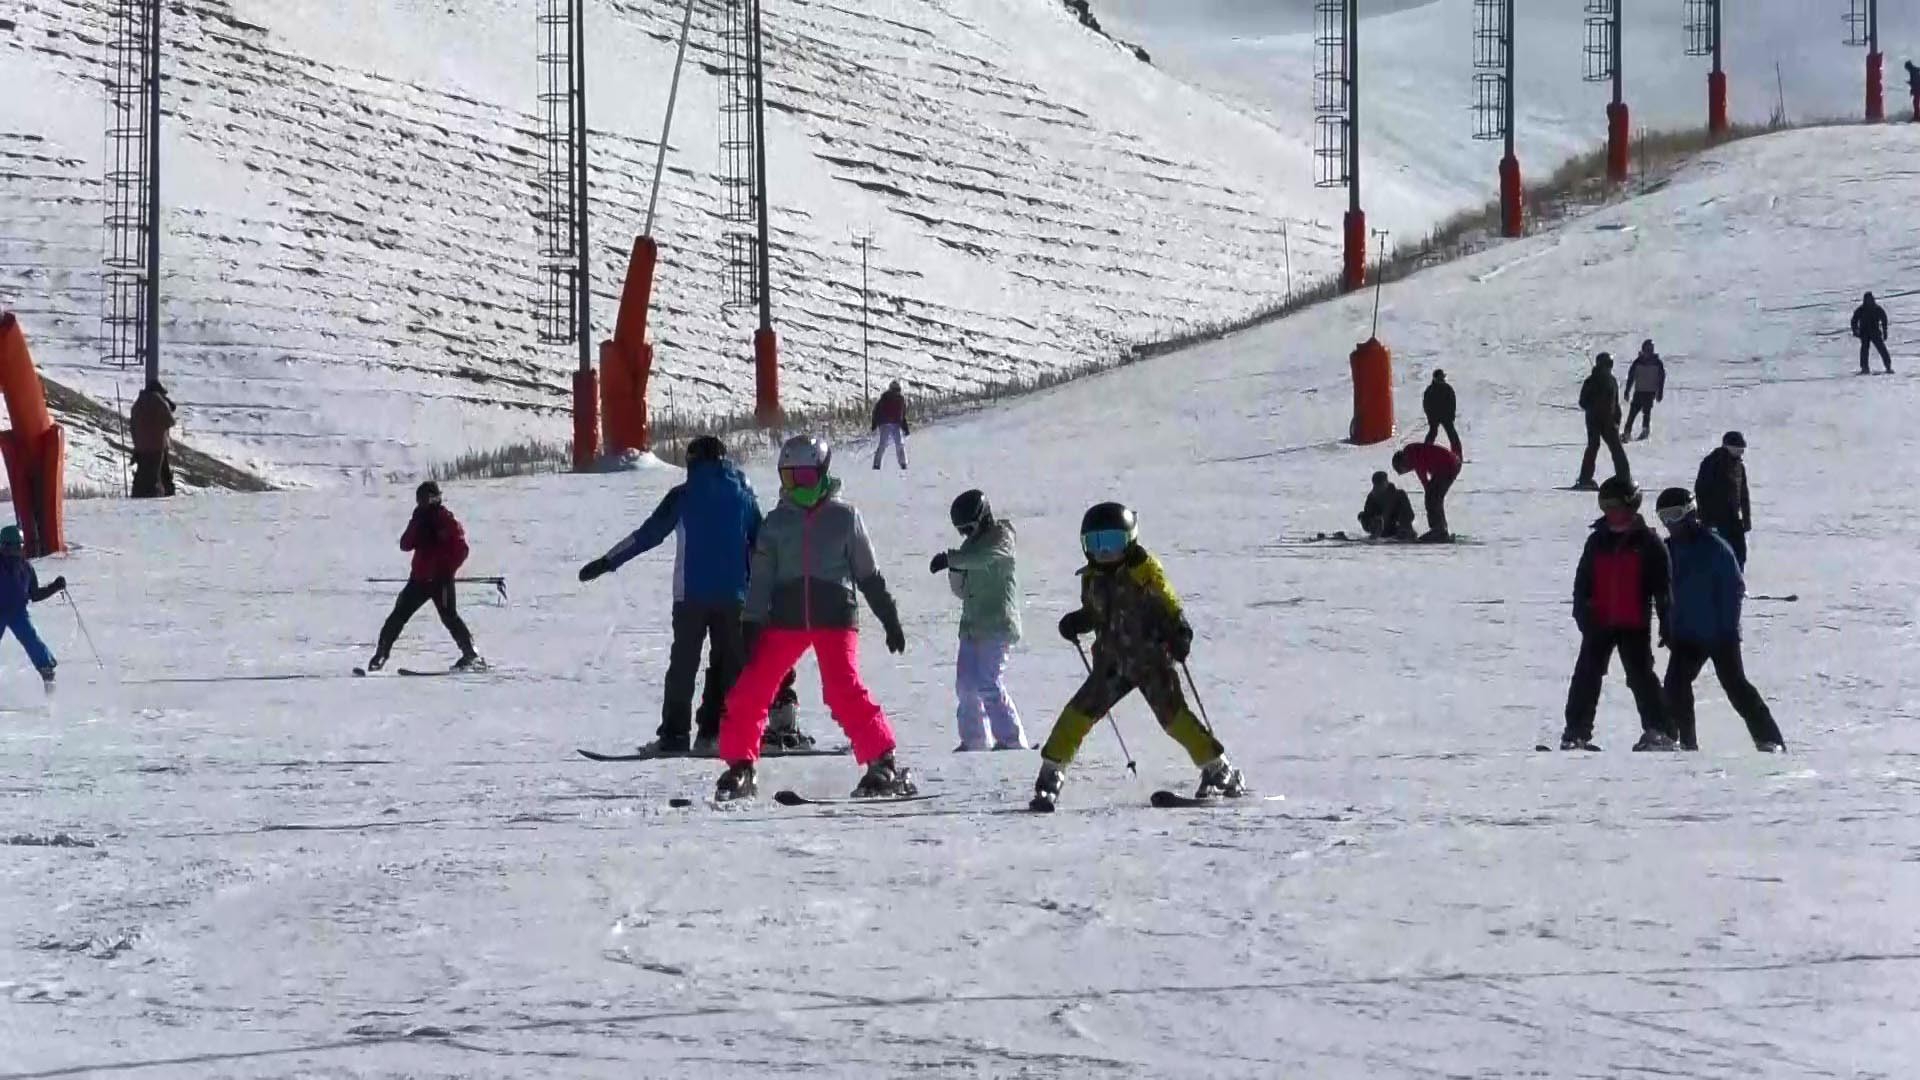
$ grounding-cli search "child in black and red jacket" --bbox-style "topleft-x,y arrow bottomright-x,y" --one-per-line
367,481 -> 480,672
1560,477 -> 1674,752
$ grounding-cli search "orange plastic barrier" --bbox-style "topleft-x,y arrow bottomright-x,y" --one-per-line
1866,52 -> 1884,122
1342,209 -> 1367,292
1707,71 -> 1729,135
1498,154 -> 1524,238
1606,102 -> 1630,183
0,313 -> 66,554
599,236 -> 657,454
1348,337 -> 1394,446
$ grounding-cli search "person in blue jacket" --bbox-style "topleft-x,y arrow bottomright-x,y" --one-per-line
1653,488 -> 1785,752
579,436 -> 809,754
0,524 -> 64,691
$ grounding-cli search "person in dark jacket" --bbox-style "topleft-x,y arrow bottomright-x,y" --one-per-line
1852,292 -> 1891,374
369,481 -> 480,672
870,380 -> 910,470
1574,353 -> 1631,489
579,435 -> 811,755
1358,471 -> 1417,540
1561,477 -> 1675,751
1391,442 -> 1460,542
1421,369 -> 1462,457
0,524 -> 63,690
1693,431 -> 1752,568
1653,488 -> 1785,752
1620,340 -> 1665,441
1907,60 -> 1920,121
129,383 -> 177,498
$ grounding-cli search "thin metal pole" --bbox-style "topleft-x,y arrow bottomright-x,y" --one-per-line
1347,0 -> 1360,215
1869,0 -> 1878,55
1502,0 -> 1515,160
643,0 -> 697,237
859,234 -> 870,406
748,0 -> 773,332
1710,0 -> 1722,75
1611,0 -> 1623,107
572,0 -> 592,372
143,0 -> 160,391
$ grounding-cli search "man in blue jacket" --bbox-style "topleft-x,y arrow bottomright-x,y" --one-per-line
1653,488 -> 1785,752
580,436 -> 808,755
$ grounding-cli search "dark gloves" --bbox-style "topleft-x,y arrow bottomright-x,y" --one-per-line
1058,609 -> 1093,642
578,557 -> 611,583
884,623 -> 907,655
49,576 -> 66,595
1167,620 -> 1193,663
411,506 -> 439,543
929,552 -> 950,574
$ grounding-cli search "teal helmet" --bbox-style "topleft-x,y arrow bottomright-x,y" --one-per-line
0,525 -> 21,551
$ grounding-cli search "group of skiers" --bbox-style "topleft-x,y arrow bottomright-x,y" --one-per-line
1572,341 -> 1666,490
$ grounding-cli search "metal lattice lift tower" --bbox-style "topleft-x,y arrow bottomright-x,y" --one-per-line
712,0 -> 780,424
1314,0 -> 1364,291
535,0 -> 597,469
1683,0 -> 1727,136
1583,0 -> 1628,183
102,0 -> 161,391
1472,0 -> 1521,237
1843,0 -> 1883,121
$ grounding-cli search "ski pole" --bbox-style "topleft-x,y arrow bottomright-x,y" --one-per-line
1074,640 -> 1136,778
1180,661 -> 1217,737
63,590 -> 106,671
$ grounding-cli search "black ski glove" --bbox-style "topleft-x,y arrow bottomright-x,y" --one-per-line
929,552 -> 949,574
884,622 -> 907,655
1167,620 -> 1193,663
50,576 -> 67,595
1058,609 -> 1093,642
411,506 -> 439,544
578,557 -> 611,583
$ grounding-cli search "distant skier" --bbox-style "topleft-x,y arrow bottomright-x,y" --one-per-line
1357,470 -> 1417,541
1037,503 -> 1243,809
1653,488 -> 1785,753
713,436 -> 911,801
929,489 -> 1028,752
1561,477 -> 1675,752
367,481 -> 481,673
1693,431 -> 1752,569
578,435 -> 814,756
1574,352 -> 1631,489
1907,60 -> 1920,121
1421,369 -> 1462,457
1390,442 -> 1460,542
1620,340 -> 1665,441
129,383 -> 177,498
0,525 -> 63,691
1852,292 -> 1892,374
870,380 -> 910,470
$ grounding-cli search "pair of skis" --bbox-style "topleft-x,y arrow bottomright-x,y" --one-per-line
659,789 -> 1234,810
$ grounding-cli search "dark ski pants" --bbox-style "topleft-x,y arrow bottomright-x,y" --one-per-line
1578,420 -> 1632,485
1423,466 -> 1458,537
664,601 -> 746,743
1423,418 -> 1462,458
1705,519 -> 1748,569
1663,639 -> 1783,750
1860,336 -> 1892,373
1621,392 -> 1656,438
131,450 -> 174,498
377,577 -> 473,659
1564,627 -> 1668,743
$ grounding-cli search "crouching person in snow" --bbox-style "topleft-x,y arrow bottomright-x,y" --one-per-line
1358,470 -> 1417,541
1561,478 -> 1674,752
368,481 -> 481,673
0,525 -> 63,690
930,489 -> 1028,752
1034,503 -> 1243,810
1391,441 -> 1461,542
713,436 -> 912,802
1654,488 -> 1786,752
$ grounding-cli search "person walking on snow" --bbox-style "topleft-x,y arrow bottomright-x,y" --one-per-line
713,436 -> 912,802
1391,441 -> 1461,542
1358,470 -> 1417,541
1852,292 -> 1892,374
1422,369 -> 1462,458
1621,340 -> 1665,441
368,481 -> 481,672
1561,477 -> 1675,752
1035,503 -> 1244,810
1693,431 -> 1752,569
129,383 -> 177,498
0,525 -> 63,691
578,435 -> 812,756
870,380 -> 910,470
1907,60 -> 1920,121
1575,353 -> 1632,489
929,489 -> 1029,751
1653,488 -> 1785,753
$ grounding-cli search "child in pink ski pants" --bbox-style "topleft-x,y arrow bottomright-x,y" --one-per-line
719,628 -> 894,763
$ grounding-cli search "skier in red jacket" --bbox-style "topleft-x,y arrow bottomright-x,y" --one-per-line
368,481 -> 482,672
1390,441 -> 1461,542
1559,477 -> 1673,751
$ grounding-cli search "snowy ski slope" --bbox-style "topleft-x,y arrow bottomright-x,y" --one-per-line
4,123 -> 1918,1077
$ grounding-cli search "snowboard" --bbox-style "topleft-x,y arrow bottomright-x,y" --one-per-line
576,745 -> 848,763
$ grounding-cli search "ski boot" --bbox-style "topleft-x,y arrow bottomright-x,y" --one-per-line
1559,734 -> 1600,751
714,761 -> 757,802
851,752 -> 917,799
365,652 -> 389,673
1631,731 -> 1678,752
1196,756 -> 1248,799
762,692 -> 815,754
1029,761 -> 1064,812
38,666 -> 55,694
638,734 -> 692,756
1570,479 -> 1599,492
691,731 -> 719,758
452,652 -> 487,673
954,741 -> 991,753
1755,740 -> 1786,753
991,740 -> 1030,752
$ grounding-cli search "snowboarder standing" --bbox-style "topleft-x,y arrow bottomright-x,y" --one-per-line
1693,431 -> 1752,569
1621,340 -> 1665,441
1561,477 -> 1675,752
1358,470 -> 1417,541
870,380 -> 910,470
1422,369 -> 1462,457
129,383 -> 176,498
713,436 -> 912,801
1575,352 -> 1631,489
368,481 -> 481,672
0,525 -> 63,691
1852,292 -> 1892,374
929,489 -> 1029,752
1652,488 -> 1785,753
1035,503 -> 1243,809
1390,442 -> 1461,542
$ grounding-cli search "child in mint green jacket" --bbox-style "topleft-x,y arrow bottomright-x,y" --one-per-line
928,489 -> 1027,751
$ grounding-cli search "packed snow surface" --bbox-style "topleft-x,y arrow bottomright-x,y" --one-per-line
4,126 -> 1919,1077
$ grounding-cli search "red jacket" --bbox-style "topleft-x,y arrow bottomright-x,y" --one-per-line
1398,442 -> 1459,484
402,505 -> 470,582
